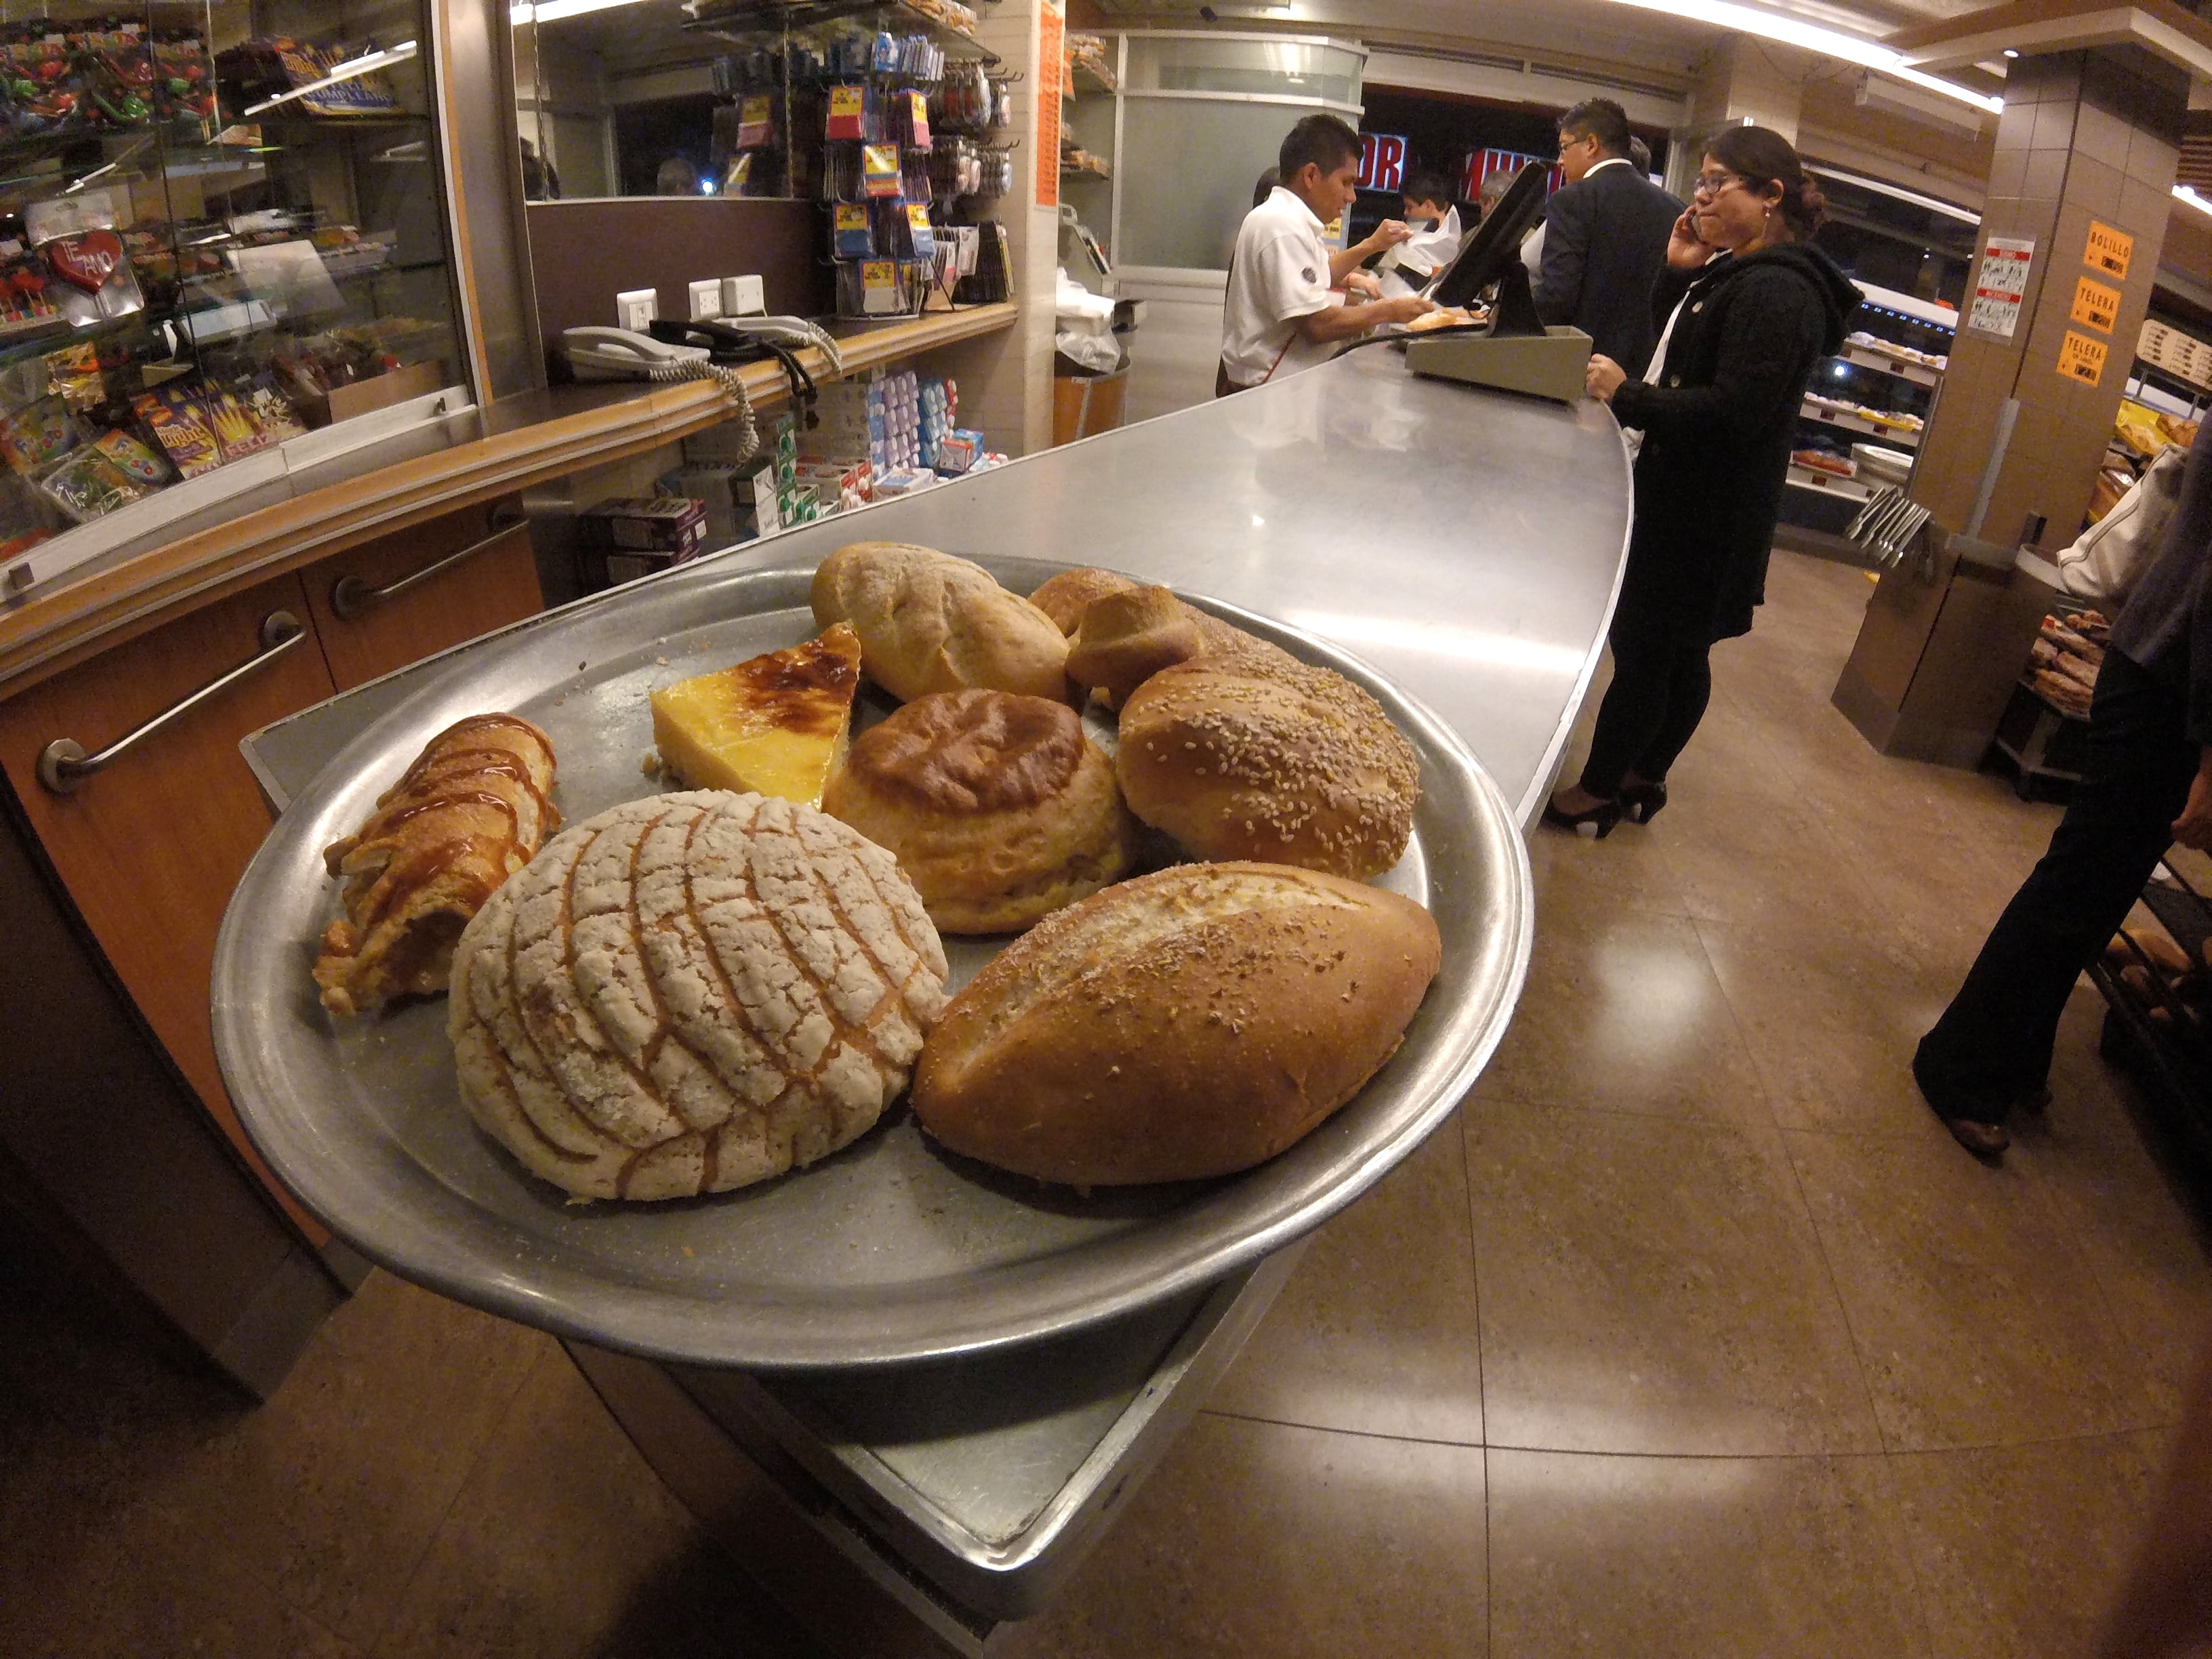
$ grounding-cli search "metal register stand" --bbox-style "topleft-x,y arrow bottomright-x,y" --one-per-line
241,350 -> 1633,1654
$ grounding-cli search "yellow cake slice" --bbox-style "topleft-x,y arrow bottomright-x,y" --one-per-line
651,623 -> 863,806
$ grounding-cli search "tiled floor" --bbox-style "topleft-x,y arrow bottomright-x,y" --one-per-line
5,550 -> 2209,1657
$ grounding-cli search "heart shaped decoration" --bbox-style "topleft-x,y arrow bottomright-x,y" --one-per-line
49,230 -> 123,293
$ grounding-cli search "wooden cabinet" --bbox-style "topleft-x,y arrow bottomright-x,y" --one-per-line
0,572 -> 340,1240
0,497 -> 548,1246
302,495 -> 544,691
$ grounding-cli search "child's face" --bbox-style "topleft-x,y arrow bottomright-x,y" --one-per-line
1403,197 -> 1446,226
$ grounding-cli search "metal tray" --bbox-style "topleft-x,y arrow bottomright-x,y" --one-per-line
213,554 -> 1531,1370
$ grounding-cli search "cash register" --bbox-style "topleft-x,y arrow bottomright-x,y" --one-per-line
1401,161 -> 1593,403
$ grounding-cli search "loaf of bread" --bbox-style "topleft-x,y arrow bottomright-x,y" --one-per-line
912,862 -> 1441,1185
813,542 -> 1069,703
314,714 -> 558,1016
1116,659 -> 1419,880
822,689 -> 1139,933
449,790 -> 948,1201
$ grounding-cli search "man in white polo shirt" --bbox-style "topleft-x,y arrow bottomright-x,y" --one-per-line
1218,114 -> 1435,395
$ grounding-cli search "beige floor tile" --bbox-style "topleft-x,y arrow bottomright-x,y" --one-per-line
1466,1099 -> 1880,1455
148,1271 -> 549,1651
996,1414 -> 1486,1659
1889,1431 -> 2166,1659
1475,888 -> 1771,1126
1486,1448 -> 1929,1659
1527,808 -> 1689,919
2014,991 -> 2212,1426
1643,785 -> 1889,942
371,1347 -> 823,1659
1208,1118 -> 1483,1443
1786,1130 -> 2134,1450
1698,917 -> 1961,1139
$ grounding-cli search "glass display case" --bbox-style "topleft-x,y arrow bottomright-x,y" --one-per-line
0,0 -> 466,590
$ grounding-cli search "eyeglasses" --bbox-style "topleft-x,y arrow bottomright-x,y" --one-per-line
1693,171 -> 1746,199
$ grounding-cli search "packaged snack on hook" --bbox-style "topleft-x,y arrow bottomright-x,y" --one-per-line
861,144 -> 901,199
832,202 -> 874,258
825,82 -> 864,141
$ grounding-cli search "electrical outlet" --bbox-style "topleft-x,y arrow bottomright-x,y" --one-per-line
615,288 -> 657,332
688,279 -> 722,321
722,274 -> 766,316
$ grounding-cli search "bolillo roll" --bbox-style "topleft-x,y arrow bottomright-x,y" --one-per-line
911,862 -> 1441,1185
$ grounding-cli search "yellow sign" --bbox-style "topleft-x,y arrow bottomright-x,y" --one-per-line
2057,329 -> 2109,386
2085,221 -> 2133,280
2070,274 -> 2121,334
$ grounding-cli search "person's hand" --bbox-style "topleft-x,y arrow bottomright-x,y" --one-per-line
1378,294 -> 1437,326
1364,219 -> 1414,255
1344,270 -> 1383,300
2174,750 -> 2212,850
1664,208 -> 1709,271
1585,354 -> 1628,402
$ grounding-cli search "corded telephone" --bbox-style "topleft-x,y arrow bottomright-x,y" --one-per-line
647,316 -> 834,432
561,325 -> 758,460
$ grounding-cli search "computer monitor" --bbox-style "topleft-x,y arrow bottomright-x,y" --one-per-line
1427,161 -> 1551,328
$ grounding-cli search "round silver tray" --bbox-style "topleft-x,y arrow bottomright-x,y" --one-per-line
213,555 -> 1532,1370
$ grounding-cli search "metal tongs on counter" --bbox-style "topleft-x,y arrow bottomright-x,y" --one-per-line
1847,486 -> 1934,578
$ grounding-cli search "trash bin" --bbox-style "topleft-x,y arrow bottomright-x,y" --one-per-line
1053,366 -> 1129,445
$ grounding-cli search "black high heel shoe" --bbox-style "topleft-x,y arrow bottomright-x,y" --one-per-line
1542,797 -> 1622,839
1620,780 -> 1668,824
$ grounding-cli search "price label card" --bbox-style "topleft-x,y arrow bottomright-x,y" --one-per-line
2069,274 -> 2121,334
2057,329 -> 2109,386
2085,220 -> 2133,280
861,259 -> 900,314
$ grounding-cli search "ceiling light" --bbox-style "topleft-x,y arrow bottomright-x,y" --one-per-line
2003,48 -> 2020,58
1593,0 -> 2003,114
512,0 -> 651,22
2177,185 -> 2212,219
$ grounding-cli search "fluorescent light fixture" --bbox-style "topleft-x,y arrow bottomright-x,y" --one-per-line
512,0 -> 652,22
1807,163 -> 1980,225
243,39 -> 417,115
1593,0 -> 2003,114
2003,47 -> 2020,57
2177,185 -> 2212,219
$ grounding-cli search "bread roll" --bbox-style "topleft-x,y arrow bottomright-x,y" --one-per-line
1116,660 -> 1419,880
449,790 -> 948,1201
822,689 -> 1139,933
1029,566 -> 1136,634
813,542 -> 1069,703
1066,585 -> 1204,708
314,714 -> 558,1015
912,862 -> 1441,1185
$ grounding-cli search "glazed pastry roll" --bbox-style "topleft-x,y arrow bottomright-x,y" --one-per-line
312,714 -> 558,1015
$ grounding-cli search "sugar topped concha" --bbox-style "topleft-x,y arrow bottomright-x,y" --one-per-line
448,790 -> 949,1201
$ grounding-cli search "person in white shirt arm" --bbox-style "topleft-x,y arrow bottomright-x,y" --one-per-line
1377,171 -> 1463,299
1217,115 -> 1435,395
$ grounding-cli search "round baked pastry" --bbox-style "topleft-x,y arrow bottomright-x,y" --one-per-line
1029,566 -> 1136,634
449,790 -> 949,1201
813,542 -> 1069,703
1066,584 -> 1204,708
822,689 -> 1139,934
1117,659 -> 1420,880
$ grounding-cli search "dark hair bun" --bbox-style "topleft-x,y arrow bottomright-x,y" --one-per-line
1795,178 -> 1828,232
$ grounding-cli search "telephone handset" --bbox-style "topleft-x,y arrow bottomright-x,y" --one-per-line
649,317 -> 826,432
561,325 -> 709,382
561,325 -> 758,462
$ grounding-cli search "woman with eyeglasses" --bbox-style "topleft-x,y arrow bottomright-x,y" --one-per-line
1545,125 -> 1859,838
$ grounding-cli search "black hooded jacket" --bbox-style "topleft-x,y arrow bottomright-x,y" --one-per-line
1607,243 -> 1860,642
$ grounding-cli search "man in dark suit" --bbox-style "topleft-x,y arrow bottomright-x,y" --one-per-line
1532,98 -> 1683,375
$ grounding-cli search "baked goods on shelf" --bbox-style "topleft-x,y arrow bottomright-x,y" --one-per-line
314,714 -> 558,1017
449,790 -> 949,1201
822,689 -> 1139,933
912,862 -> 1442,1184
651,623 -> 863,807
1117,659 -> 1420,879
811,541 -> 1069,703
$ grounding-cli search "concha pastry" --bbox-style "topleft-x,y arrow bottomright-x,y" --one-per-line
448,790 -> 949,1201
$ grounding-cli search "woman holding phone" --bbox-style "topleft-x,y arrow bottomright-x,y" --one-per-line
1546,126 -> 1859,837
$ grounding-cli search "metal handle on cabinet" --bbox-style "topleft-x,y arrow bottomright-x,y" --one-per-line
329,504 -> 527,620
37,610 -> 306,795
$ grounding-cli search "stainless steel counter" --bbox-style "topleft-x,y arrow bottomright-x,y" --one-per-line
241,347 -> 1630,1654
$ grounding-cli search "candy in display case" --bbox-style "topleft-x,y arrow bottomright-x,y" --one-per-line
0,0 -> 467,591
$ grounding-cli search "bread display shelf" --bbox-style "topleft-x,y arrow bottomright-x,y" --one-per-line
212,555 -> 1530,1370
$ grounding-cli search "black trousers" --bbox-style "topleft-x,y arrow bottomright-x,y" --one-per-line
1579,623 -> 1715,796
1914,651 -> 2200,1123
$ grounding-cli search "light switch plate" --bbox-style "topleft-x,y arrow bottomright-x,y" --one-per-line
722,274 -> 766,316
688,279 -> 723,321
615,288 -> 657,331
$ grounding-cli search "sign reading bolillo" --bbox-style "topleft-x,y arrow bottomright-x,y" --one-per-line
1967,236 -> 2034,339
2085,221 -> 2133,281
